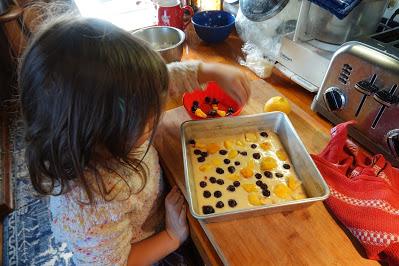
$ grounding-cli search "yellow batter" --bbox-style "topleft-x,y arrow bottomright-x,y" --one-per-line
189,130 -> 307,215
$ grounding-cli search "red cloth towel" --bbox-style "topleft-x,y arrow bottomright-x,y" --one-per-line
311,121 -> 399,265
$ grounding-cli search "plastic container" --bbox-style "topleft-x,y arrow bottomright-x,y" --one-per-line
183,82 -> 242,120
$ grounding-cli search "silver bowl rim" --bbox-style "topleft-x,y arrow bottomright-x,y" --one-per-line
130,26 -> 186,52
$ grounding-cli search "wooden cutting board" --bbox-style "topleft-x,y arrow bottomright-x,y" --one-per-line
154,80 -> 378,266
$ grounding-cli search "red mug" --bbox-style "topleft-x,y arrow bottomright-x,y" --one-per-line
157,0 -> 194,30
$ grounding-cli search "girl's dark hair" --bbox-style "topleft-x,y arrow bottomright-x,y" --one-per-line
19,16 -> 169,202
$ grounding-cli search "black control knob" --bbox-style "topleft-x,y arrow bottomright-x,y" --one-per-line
355,80 -> 379,96
387,130 -> 399,159
373,90 -> 398,107
324,87 -> 346,111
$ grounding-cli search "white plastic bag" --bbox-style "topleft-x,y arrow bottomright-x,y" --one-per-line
236,0 -> 302,78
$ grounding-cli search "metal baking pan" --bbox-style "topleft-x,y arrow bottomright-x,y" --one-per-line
181,112 -> 330,223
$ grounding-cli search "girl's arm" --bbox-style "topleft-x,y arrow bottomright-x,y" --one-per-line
167,61 -> 251,105
127,230 -> 179,266
127,186 -> 188,266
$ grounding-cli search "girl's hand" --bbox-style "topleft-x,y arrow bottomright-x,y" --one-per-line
198,63 -> 251,106
165,186 -> 189,247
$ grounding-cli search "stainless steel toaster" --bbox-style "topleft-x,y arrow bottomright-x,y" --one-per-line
312,27 -> 399,166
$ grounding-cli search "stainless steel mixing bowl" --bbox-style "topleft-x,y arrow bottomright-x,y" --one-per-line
131,26 -> 185,63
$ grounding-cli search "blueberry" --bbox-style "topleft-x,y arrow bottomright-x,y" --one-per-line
262,189 -> 271,197
253,153 -> 261,160
209,177 -> 217,183
194,149 -> 202,155
205,96 -> 211,103
283,164 -> 291,169
256,180 -> 263,187
211,98 -> 219,104
233,181 -> 240,187
227,185 -> 235,192
224,159 -> 231,164
201,152 -> 208,157
234,161 -> 241,166
216,168 -> 224,174
189,139 -> 196,145
260,183 -> 268,190
208,110 -> 217,116
191,105 -> 198,113
228,166 -> 236,173
255,173 -> 262,179
228,199 -> 237,207
197,157 -> 205,163
216,179 -> 224,185
260,132 -> 268,137
219,150 -> 228,155
275,173 -> 284,178
214,191 -> 222,198
202,205 -> 215,214
264,171 -> 273,178
216,201 -> 224,208
193,100 -> 199,106
203,190 -> 211,198
228,107 -> 234,113
251,144 -> 257,149
240,151 -> 248,156
200,181 -> 207,188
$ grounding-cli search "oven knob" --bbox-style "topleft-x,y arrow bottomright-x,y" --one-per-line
387,130 -> 399,159
373,90 -> 398,107
323,87 -> 346,111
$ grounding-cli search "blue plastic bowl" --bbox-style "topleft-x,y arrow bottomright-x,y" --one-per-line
192,11 -> 235,43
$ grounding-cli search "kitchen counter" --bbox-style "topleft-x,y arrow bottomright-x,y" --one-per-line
155,25 -> 380,265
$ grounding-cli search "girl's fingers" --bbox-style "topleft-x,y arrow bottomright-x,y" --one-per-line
176,196 -> 184,209
179,204 -> 187,222
168,189 -> 180,204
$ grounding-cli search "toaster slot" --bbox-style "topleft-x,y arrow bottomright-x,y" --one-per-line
371,84 -> 398,129
354,74 -> 378,117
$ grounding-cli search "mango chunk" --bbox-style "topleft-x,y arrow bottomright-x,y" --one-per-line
260,142 -> 272,151
224,140 -> 234,149
248,192 -> 262,206
211,158 -> 223,167
287,176 -> 301,190
227,174 -> 241,181
242,184 -> 258,193
195,108 -> 207,118
217,110 -> 226,117
261,156 -> 277,171
199,163 -> 212,172
228,149 -> 239,159
240,167 -> 254,178
236,140 -> 244,146
195,142 -> 206,149
260,197 -> 273,205
206,143 -> 220,154
245,132 -> 258,142
292,192 -> 306,200
276,149 -> 288,161
274,183 -> 292,199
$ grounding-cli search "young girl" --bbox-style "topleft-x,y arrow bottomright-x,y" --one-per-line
19,16 -> 250,265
